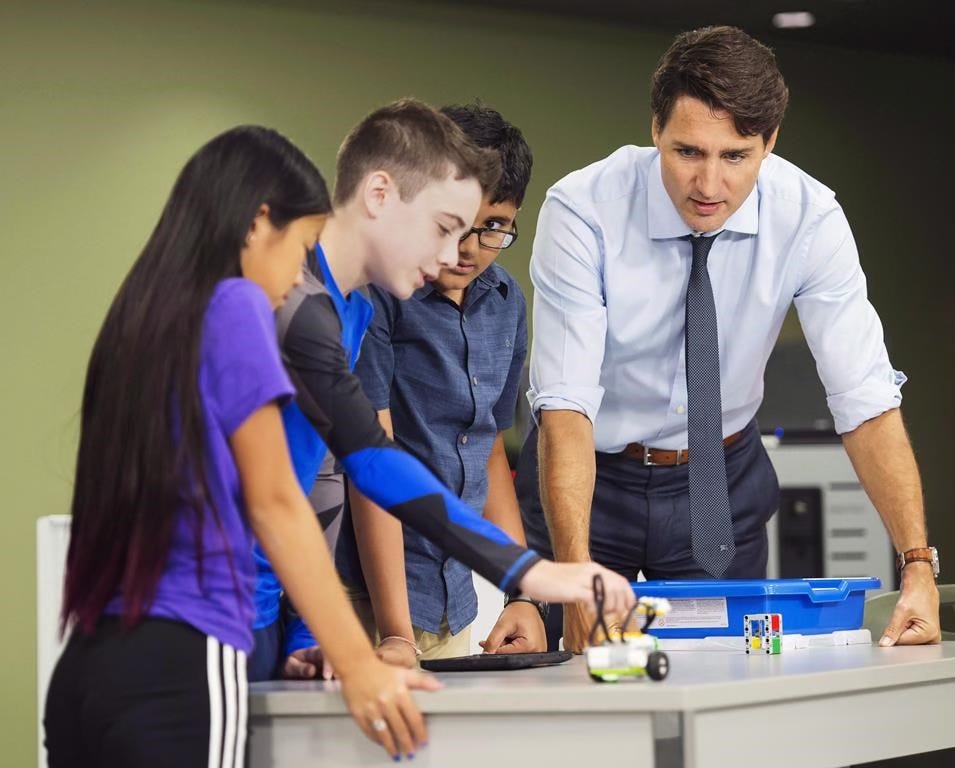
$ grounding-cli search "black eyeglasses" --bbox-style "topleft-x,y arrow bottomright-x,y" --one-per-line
460,222 -> 519,250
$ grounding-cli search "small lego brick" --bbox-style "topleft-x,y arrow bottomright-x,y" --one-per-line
743,613 -> 783,654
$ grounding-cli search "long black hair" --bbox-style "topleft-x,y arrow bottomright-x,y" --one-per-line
63,126 -> 331,634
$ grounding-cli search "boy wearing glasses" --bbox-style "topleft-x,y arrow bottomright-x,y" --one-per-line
251,99 -> 634,683
334,103 -> 544,666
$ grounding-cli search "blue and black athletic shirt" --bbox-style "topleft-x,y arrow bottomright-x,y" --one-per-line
252,245 -> 369,633
255,246 -> 541,646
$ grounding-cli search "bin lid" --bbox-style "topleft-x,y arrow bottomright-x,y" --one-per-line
634,577 -> 881,603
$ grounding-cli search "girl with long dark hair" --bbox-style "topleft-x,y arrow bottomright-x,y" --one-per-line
44,120 -> 638,767
43,126 -> 441,767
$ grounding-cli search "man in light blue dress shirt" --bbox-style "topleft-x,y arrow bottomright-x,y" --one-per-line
516,26 -> 941,653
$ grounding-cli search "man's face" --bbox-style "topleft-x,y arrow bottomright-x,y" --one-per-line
652,95 -> 777,233
429,196 -> 518,297
369,171 -> 482,299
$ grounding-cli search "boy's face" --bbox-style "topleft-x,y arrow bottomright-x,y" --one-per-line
653,95 -> 777,234
368,171 -> 481,300
429,196 -> 518,297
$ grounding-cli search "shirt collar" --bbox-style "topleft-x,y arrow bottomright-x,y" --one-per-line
412,281 -> 439,301
412,266 -> 509,302
309,243 -> 375,319
476,265 -> 508,299
310,244 -> 346,302
647,152 -> 760,240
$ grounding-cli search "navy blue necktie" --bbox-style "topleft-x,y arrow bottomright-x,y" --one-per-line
685,233 -> 735,577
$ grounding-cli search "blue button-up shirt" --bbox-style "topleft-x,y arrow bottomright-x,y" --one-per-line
337,264 -> 527,634
529,145 -> 905,451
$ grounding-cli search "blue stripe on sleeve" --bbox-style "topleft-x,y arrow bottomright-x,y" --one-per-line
340,445 -> 517,548
500,550 -> 540,593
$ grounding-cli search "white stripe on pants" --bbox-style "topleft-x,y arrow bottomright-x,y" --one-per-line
235,649 -> 248,768
207,636 -> 248,767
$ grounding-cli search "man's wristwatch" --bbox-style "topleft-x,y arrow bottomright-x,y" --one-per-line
504,594 -> 549,622
895,546 -> 940,578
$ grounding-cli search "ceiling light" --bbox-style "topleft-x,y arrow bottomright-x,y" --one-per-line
772,11 -> 816,28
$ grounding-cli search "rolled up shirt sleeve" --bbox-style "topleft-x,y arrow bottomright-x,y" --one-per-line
794,205 -> 905,434
528,190 -> 608,424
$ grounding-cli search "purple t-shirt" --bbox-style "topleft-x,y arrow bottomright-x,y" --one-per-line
106,278 -> 294,652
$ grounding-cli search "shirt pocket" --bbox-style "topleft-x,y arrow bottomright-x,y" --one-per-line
470,331 -> 517,403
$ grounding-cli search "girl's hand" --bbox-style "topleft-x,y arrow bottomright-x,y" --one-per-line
339,657 -> 442,760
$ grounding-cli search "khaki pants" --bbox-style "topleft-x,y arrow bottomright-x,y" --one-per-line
344,584 -> 472,660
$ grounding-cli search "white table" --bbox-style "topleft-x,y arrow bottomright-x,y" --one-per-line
249,642 -> 955,767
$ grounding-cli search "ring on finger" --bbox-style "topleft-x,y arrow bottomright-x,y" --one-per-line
371,718 -> 388,733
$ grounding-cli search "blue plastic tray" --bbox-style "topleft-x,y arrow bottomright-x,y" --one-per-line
633,578 -> 881,638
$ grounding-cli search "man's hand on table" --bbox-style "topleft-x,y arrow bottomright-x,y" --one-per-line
879,563 -> 941,646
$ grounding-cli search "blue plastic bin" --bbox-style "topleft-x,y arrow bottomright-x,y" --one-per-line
633,578 -> 881,638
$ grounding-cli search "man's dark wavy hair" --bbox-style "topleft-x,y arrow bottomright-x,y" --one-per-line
651,26 -> 789,142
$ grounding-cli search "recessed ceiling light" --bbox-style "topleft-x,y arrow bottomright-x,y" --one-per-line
772,11 -> 816,28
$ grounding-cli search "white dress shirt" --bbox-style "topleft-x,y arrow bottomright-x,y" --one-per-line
528,145 -> 904,452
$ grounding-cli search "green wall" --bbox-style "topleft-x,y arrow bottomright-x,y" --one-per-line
1,1 -> 951,763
